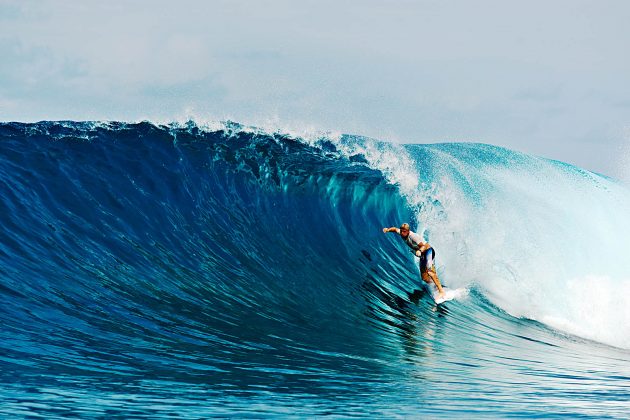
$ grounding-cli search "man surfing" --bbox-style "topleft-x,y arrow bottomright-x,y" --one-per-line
382,223 -> 445,300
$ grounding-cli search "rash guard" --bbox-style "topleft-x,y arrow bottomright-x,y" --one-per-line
403,231 -> 424,251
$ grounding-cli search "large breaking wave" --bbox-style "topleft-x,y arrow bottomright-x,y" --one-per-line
1,120 -> 630,417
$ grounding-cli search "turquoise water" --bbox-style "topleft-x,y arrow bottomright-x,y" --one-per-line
1,121 -> 629,418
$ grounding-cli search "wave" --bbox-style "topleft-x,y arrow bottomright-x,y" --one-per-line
403,141 -> 630,349
0,121 -> 414,375
1,120 -> 630,417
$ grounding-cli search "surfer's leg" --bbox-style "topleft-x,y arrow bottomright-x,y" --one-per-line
420,270 -> 431,283
419,254 -> 431,284
425,249 -> 444,294
428,268 -> 444,294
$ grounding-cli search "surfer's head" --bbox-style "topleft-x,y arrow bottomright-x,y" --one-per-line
399,223 -> 410,238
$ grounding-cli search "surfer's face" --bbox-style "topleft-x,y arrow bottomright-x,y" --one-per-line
400,228 -> 409,238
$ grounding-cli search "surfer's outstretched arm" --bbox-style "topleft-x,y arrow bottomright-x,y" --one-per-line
382,227 -> 399,234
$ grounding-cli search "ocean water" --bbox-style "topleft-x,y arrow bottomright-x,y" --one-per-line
1,120 -> 629,418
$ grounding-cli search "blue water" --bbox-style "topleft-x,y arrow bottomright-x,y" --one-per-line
1,121 -> 630,418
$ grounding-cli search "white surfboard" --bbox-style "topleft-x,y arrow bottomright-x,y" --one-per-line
424,283 -> 465,304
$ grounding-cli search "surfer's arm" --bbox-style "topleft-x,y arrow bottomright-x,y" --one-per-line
413,242 -> 430,256
418,242 -> 431,253
382,227 -> 400,234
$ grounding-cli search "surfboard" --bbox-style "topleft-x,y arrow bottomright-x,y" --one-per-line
424,283 -> 465,304
433,288 -> 458,304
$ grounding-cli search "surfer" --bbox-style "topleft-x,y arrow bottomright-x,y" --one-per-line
382,223 -> 445,299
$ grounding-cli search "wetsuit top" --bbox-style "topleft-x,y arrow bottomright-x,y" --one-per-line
403,231 -> 424,252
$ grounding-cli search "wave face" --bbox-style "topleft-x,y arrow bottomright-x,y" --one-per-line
1,121 -> 630,417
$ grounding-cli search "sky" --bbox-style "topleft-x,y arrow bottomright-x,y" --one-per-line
1,0 -> 629,180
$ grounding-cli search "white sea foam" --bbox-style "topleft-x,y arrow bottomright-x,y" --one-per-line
412,146 -> 630,349
537,275 -> 630,349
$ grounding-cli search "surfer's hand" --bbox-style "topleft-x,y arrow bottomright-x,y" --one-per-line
415,250 -> 421,257
382,228 -> 387,233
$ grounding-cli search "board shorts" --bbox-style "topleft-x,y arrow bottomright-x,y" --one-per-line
420,247 -> 435,273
